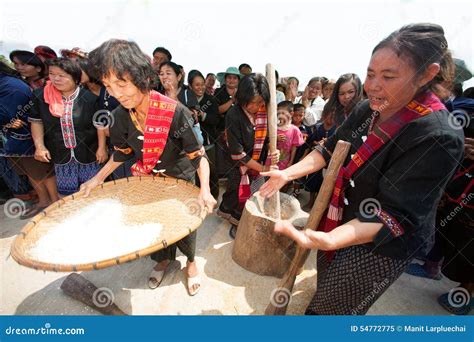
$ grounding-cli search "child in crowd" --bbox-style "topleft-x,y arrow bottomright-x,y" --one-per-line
292,103 -> 311,141
290,103 -> 312,196
322,79 -> 335,101
275,101 -> 304,171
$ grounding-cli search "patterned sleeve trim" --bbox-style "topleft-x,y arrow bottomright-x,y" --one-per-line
231,151 -> 247,161
113,146 -> 133,155
186,146 -> 205,160
377,209 -> 405,237
28,117 -> 43,123
314,143 -> 332,156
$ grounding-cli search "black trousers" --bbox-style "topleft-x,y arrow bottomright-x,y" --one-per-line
150,231 -> 197,263
218,167 -> 242,220
215,134 -> 234,178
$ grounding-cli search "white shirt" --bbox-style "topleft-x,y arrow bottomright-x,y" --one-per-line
295,95 -> 325,126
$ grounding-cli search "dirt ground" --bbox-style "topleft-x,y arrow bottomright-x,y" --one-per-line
0,189 -> 466,316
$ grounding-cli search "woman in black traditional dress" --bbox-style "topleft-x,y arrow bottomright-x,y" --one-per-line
187,69 -> 220,199
82,40 -> 216,296
260,23 -> 464,315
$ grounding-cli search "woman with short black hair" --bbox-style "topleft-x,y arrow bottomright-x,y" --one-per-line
29,57 -> 107,196
83,39 -> 216,296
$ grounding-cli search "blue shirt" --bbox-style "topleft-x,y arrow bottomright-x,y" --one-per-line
0,74 -> 35,156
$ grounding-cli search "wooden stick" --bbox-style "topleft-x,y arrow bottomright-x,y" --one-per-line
265,140 -> 351,315
60,273 -> 127,315
264,63 -> 280,219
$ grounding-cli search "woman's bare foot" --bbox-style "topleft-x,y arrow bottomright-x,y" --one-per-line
186,260 -> 200,296
148,259 -> 171,289
154,259 -> 170,272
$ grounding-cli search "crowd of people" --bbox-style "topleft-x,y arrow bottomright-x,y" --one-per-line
0,22 -> 472,315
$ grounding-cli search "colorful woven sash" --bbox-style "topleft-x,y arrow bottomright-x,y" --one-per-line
129,91 -> 177,176
322,92 -> 445,256
237,105 -> 267,207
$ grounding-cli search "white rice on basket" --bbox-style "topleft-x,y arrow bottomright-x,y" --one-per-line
28,198 -> 165,265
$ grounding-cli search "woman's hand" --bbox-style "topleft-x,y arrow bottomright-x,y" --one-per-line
465,137 -> 474,160
9,119 -> 26,129
269,149 -> 280,166
96,146 -> 108,164
274,220 -> 332,250
34,147 -> 51,163
286,83 -> 298,100
277,133 -> 287,143
290,83 -> 298,98
164,81 -> 178,100
191,109 -> 199,123
79,176 -> 103,197
259,168 -> 289,197
198,189 -> 217,214
301,86 -> 310,108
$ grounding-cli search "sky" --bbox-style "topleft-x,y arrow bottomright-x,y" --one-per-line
1,0 -> 473,89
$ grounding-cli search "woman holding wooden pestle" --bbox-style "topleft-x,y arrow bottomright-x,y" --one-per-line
260,23 -> 464,315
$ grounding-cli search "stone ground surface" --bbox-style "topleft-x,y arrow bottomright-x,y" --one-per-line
0,188 -> 467,316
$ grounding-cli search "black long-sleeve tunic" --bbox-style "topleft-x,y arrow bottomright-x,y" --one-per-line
110,102 -> 203,182
317,100 -> 464,259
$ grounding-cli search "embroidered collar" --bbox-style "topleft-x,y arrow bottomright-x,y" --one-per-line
62,87 -> 80,102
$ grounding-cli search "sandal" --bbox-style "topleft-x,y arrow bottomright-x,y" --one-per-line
20,205 -> 47,220
187,274 -> 201,296
216,209 -> 240,226
147,260 -> 180,289
229,225 -> 237,239
405,263 -> 442,280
